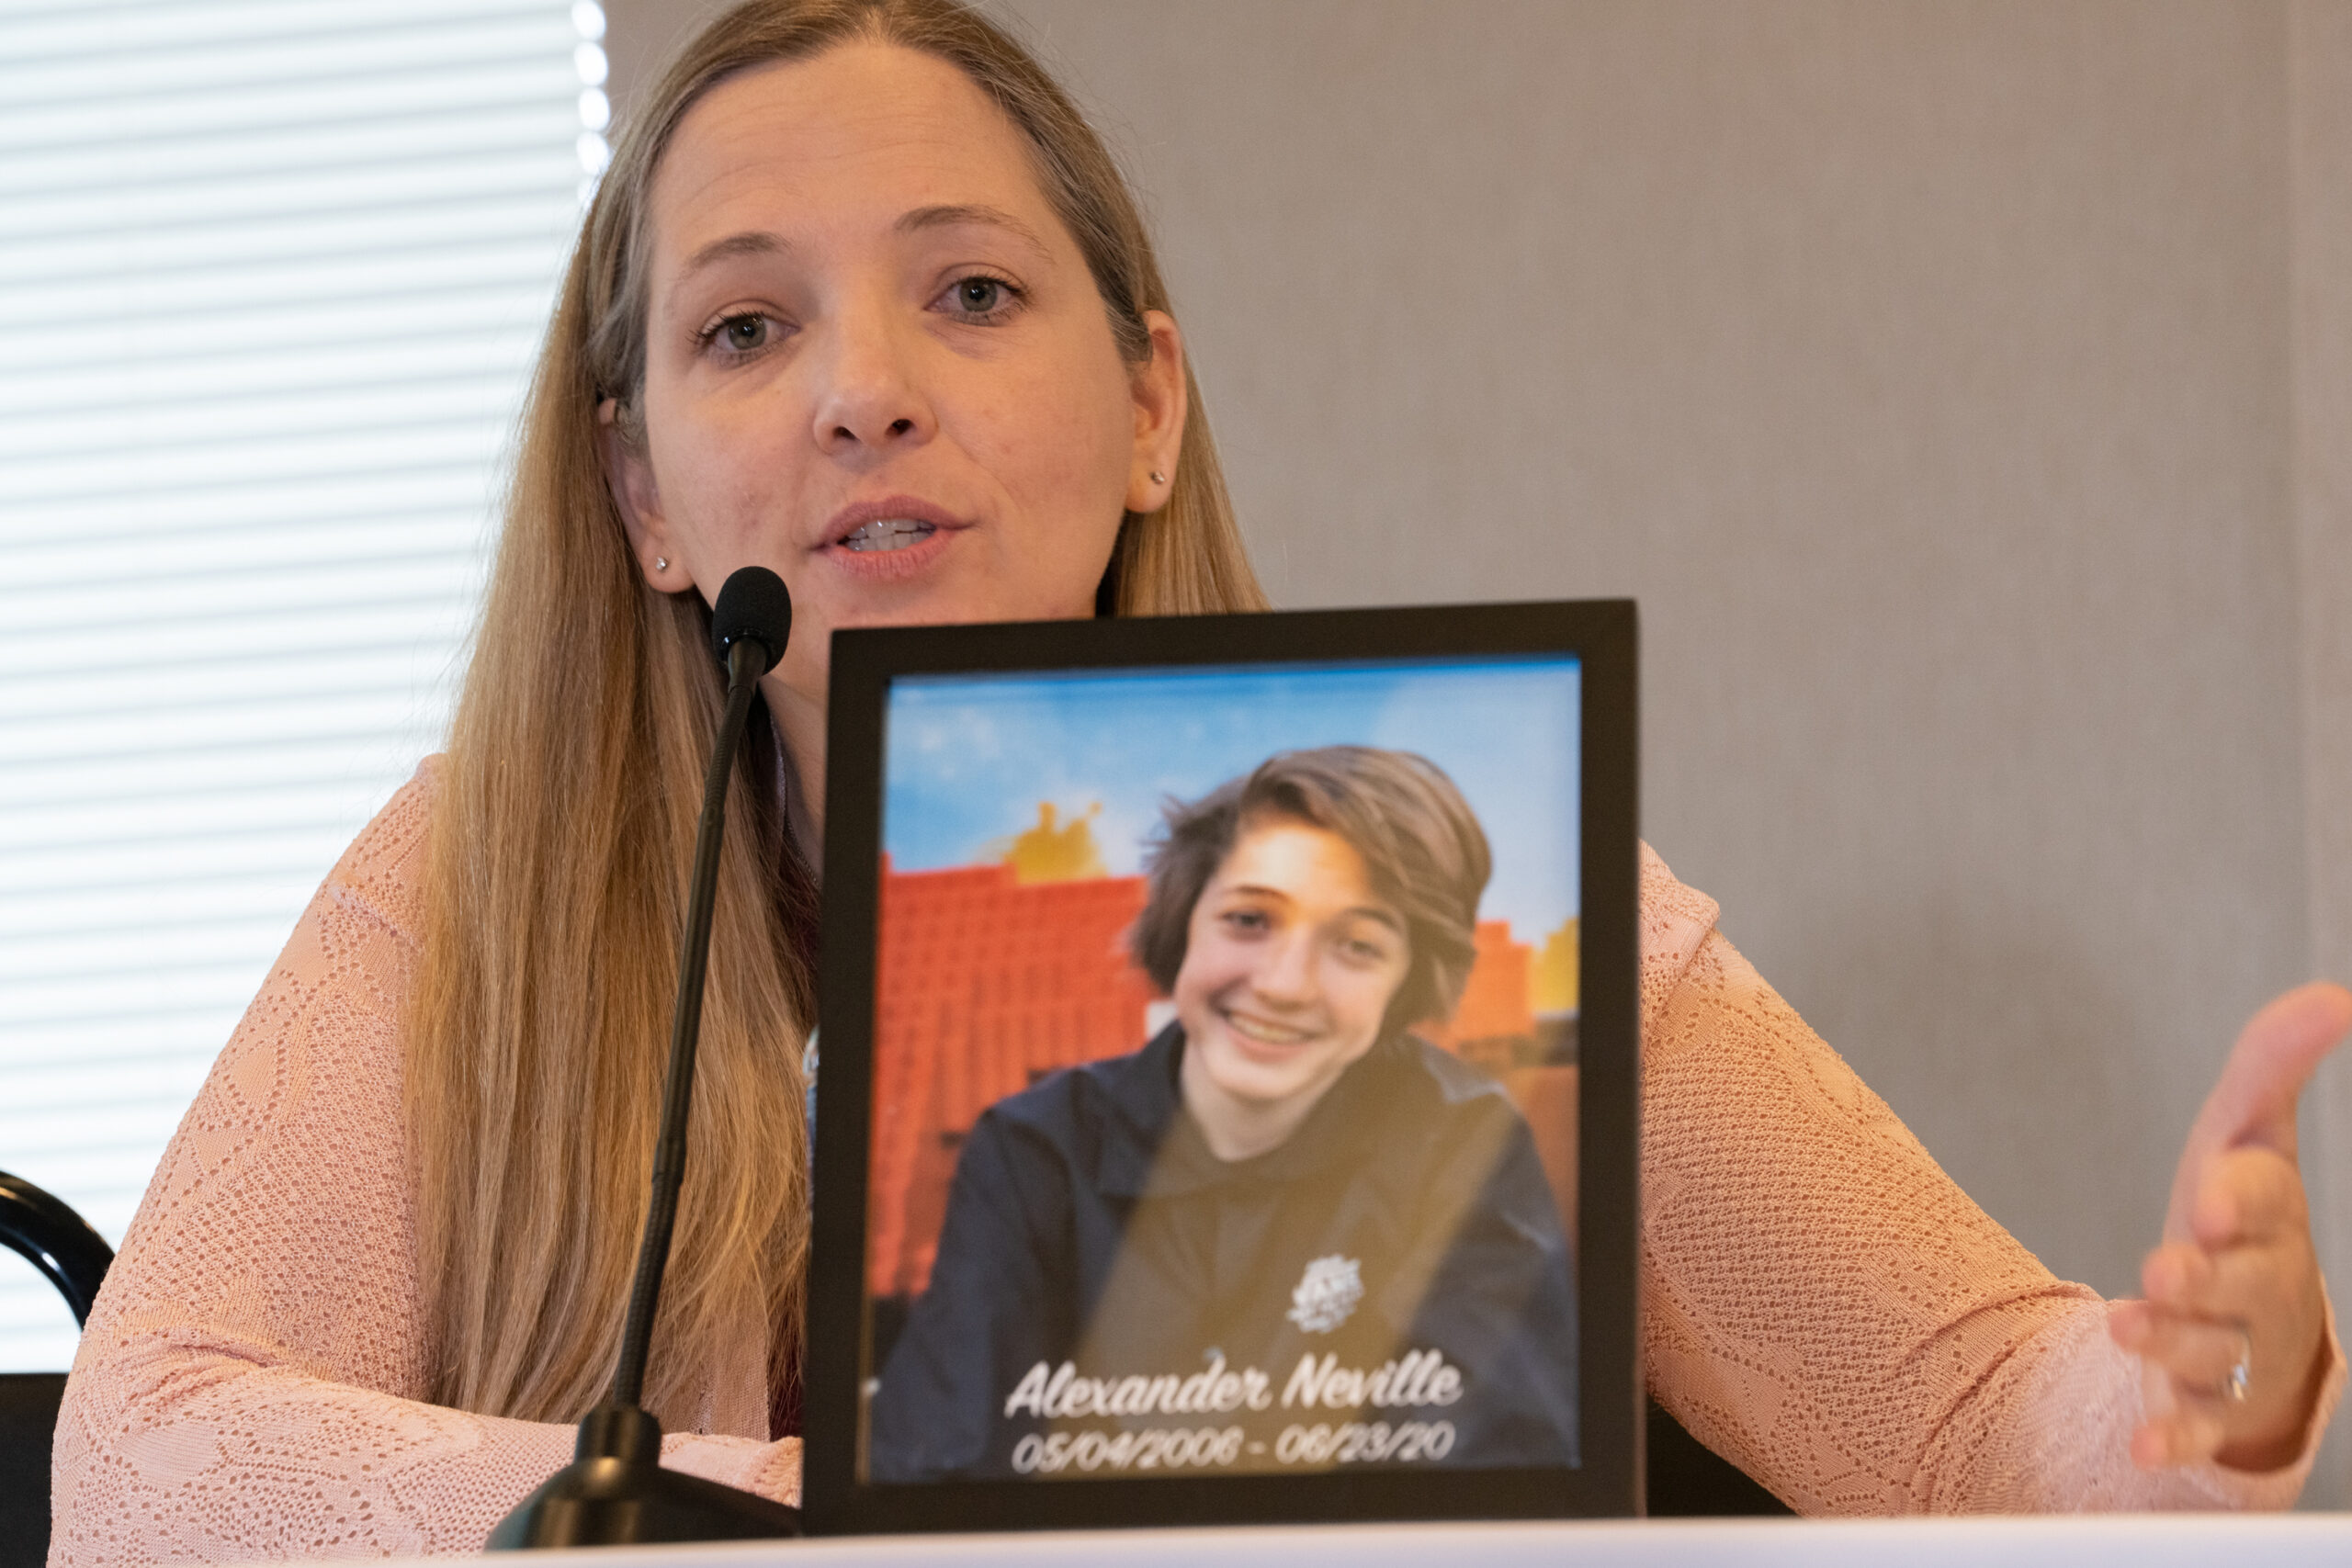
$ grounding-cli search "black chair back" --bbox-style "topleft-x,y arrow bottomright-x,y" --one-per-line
0,1177 -> 112,1329
0,1375 -> 67,1568
0,1172 -> 114,1568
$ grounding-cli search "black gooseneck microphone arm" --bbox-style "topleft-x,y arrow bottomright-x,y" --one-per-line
611,629 -> 763,1411
490,567 -> 804,1551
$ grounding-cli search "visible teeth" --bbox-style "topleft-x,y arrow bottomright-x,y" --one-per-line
842,518 -> 937,552
1226,1012 -> 1313,1045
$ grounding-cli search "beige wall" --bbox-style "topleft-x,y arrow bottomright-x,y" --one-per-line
609,0 -> 2352,1500
2297,0 -> 2352,1505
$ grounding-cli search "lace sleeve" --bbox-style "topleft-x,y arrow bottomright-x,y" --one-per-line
1635,848 -> 2344,1512
47,765 -> 800,1562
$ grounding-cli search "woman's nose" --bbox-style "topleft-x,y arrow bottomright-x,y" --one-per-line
808,301 -> 936,458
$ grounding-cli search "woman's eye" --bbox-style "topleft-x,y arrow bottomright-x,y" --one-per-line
937,275 -> 1019,320
1220,908 -> 1269,935
704,312 -> 780,356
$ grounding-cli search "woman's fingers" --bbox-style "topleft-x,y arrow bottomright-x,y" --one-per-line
2163,982 -> 2352,1243
2109,1302 -> 2251,1393
2131,1375 -> 2230,1469
2122,1313 -> 2249,1468
2127,984 -> 2348,1472
2118,1236 -> 2328,1470
2115,1145 -> 2328,1470
2143,1236 -> 2301,1325
2138,1222 -> 2315,1381
2187,1147 -> 2307,1252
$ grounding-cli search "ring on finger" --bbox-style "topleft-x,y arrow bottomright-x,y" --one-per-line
2223,1327 -> 2252,1404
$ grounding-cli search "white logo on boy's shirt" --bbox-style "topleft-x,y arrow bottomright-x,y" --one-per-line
1285,1254 -> 1363,1334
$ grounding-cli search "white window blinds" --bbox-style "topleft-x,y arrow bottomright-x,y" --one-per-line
0,0 -> 607,1371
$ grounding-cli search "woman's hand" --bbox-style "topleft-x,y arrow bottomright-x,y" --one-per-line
2107,982 -> 2352,1471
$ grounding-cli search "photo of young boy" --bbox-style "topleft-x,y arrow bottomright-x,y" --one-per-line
857,662 -> 1583,1483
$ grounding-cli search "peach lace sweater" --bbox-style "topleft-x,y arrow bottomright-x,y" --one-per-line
48,764 -> 2344,1560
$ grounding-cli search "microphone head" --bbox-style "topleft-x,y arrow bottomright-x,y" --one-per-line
709,566 -> 793,674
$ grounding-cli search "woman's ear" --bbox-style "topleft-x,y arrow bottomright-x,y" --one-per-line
1125,310 -> 1189,515
599,398 -> 686,591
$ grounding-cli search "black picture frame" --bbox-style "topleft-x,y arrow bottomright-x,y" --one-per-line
806,599 -> 1641,1533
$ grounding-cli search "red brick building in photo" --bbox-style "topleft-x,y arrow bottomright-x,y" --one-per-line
1418,919 -> 1534,1060
865,862 -> 1158,1300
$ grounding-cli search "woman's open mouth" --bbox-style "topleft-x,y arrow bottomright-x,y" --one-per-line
820,498 -> 968,577
840,517 -> 937,553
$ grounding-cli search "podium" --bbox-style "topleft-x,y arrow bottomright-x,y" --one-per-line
288,1514 -> 2352,1568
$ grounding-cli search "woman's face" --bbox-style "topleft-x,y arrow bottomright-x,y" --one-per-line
605,43 -> 1185,735
1173,817 -> 1413,1152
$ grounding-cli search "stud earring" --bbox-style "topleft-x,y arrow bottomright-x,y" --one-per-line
654,557 -> 669,571
1149,469 -> 1167,485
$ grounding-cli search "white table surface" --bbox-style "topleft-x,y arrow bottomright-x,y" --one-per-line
399,1514 -> 2352,1567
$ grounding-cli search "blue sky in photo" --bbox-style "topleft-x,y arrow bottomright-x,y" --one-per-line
881,657 -> 1580,939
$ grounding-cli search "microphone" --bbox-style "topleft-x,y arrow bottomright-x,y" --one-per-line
708,562 -> 794,671
490,567 -> 805,1550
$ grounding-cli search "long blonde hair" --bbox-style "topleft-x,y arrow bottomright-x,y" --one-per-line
407,0 -> 1266,1431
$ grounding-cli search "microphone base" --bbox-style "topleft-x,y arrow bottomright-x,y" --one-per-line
487,1404 -> 803,1550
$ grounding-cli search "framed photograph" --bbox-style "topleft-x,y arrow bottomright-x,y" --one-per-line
805,601 -> 1639,1532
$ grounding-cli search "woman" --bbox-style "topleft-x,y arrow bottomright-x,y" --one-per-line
47,0 -> 2349,1556
869,748 -> 1578,1480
